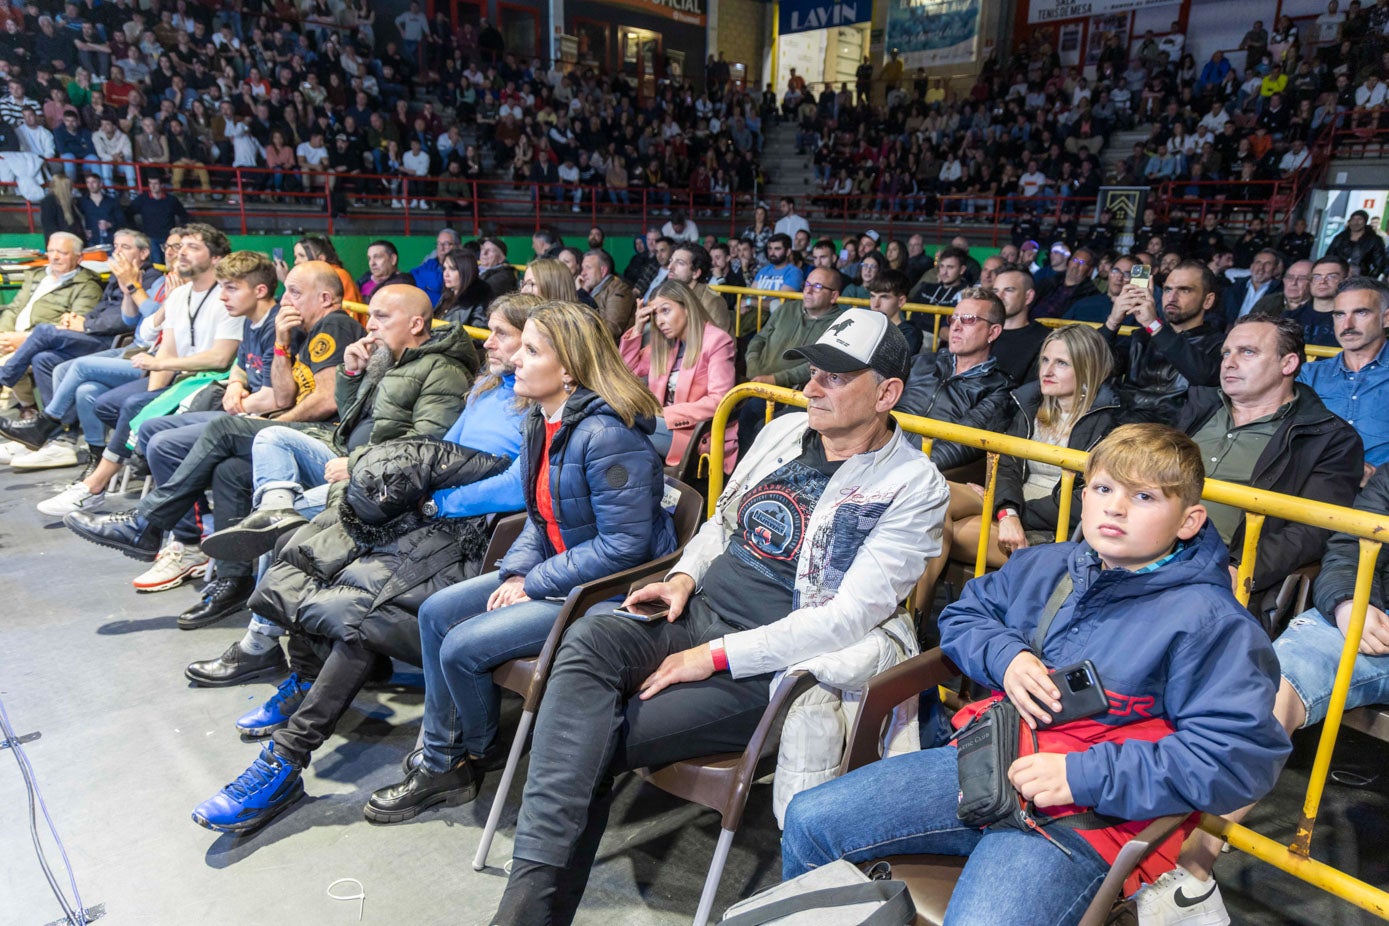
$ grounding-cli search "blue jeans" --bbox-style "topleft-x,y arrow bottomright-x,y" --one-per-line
1277,607 -> 1389,727
417,571 -> 563,770
781,746 -> 1109,926
142,411 -> 224,544
89,378 -> 162,460
0,323 -> 108,407
46,350 -> 139,431
250,425 -> 336,509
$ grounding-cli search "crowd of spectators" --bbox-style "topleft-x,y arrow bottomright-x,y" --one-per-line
4,3 -> 1389,924
0,0 -> 767,231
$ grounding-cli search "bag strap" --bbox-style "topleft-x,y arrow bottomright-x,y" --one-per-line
1030,573 -> 1074,656
719,880 -> 914,926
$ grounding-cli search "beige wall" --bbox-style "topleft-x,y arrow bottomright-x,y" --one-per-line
713,0 -> 766,89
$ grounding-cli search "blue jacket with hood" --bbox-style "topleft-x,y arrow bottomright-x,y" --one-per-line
940,522 -> 1290,873
499,387 -> 677,599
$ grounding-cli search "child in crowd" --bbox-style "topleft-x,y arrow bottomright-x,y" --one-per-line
780,424 -> 1292,924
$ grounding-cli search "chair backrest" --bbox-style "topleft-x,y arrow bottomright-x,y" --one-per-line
668,476 -> 707,544
482,512 -> 527,572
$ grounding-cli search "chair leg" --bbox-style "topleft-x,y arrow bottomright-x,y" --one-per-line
118,463 -> 131,495
140,475 -> 152,498
472,708 -> 535,872
692,827 -> 735,926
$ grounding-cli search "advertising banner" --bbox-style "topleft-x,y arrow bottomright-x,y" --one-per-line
779,0 -> 872,37
1027,0 -> 1174,26
884,0 -> 980,69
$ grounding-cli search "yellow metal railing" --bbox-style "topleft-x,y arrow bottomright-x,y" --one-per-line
707,381 -> 1389,920
707,286 -> 1342,359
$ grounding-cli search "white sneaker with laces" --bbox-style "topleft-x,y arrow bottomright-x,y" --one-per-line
37,482 -> 106,517
10,441 -> 79,470
132,540 -> 211,592
0,439 -> 26,464
1135,866 -> 1229,926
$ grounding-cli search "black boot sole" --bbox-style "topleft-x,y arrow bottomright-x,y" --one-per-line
177,599 -> 251,631
66,522 -> 159,562
185,657 -> 288,688
362,780 -> 481,825
200,518 -> 307,562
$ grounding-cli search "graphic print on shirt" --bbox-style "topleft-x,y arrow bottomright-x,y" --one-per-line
731,458 -> 833,589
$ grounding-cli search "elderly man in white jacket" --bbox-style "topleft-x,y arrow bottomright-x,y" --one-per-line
491,308 -> 950,926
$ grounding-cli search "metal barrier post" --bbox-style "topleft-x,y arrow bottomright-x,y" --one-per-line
974,453 -> 1000,577
1234,512 -> 1266,608
1055,470 -> 1077,543
1294,538 -> 1383,856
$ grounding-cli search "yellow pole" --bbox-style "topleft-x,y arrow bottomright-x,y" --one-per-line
1294,539 -> 1383,855
974,452 -> 999,578
1234,512 -> 1265,607
1055,470 -> 1076,543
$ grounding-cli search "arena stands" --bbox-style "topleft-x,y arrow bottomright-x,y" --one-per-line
4,2 -> 1389,924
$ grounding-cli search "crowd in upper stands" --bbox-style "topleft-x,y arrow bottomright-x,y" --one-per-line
4,2 -> 1389,925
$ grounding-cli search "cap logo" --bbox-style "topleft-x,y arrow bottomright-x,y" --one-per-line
828,318 -> 855,338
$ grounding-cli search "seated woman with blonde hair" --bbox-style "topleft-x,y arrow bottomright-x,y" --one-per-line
619,279 -> 738,471
935,324 -> 1119,577
519,258 -> 577,302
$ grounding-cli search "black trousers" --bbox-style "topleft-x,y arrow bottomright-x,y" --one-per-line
507,597 -> 773,923
136,415 -> 295,578
271,634 -> 385,766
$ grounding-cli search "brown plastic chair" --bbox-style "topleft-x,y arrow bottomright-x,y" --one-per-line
842,649 -> 1189,926
632,669 -> 822,926
665,417 -> 714,491
471,479 -> 707,871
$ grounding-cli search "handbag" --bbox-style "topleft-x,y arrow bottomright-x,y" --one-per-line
719,859 -> 915,926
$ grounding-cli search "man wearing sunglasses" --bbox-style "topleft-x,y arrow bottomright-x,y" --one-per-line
897,288 -> 1013,473
1030,247 -> 1100,319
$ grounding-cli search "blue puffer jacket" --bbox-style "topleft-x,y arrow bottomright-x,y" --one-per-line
498,387 -> 677,599
940,521 -> 1291,822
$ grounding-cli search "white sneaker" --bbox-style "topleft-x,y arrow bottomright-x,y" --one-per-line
0,439 -> 26,464
132,540 -> 211,592
392,199 -> 404,208
36,482 -> 106,517
1135,866 -> 1229,926
11,442 -> 79,470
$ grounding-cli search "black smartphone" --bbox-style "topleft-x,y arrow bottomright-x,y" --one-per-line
273,247 -> 285,263
613,601 -> 669,622
1039,660 -> 1109,728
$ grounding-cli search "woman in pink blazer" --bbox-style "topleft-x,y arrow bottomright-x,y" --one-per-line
619,279 -> 739,471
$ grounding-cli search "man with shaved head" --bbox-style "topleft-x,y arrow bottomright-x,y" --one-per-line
65,259 -> 365,628
179,283 -> 481,690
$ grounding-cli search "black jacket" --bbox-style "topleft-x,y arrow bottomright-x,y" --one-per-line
1102,318 -> 1224,423
248,439 -> 511,663
897,350 -> 1014,471
1176,384 -> 1363,596
995,381 -> 1121,535
480,263 -> 517,300
1314,463 -> 1389,618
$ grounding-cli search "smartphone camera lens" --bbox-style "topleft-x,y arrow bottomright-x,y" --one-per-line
1066,669 -> 1091,691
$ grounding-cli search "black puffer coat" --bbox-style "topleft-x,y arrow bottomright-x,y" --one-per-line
249,439 -> 511,664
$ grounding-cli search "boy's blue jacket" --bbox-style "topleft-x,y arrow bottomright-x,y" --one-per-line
940,522 -> 1291,822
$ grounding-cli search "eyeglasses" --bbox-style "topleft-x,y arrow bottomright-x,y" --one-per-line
1069,257 -> 1089,266
1311,273 -> 1343,282
803,281 -> 838,293
949,313 -> 997,327
1283,274 -> 1310,283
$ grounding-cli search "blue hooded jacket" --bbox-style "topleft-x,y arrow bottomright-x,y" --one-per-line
940,522 -> 1291,822
498,387 -> 677,599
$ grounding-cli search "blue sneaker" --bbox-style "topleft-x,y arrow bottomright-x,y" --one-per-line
192,742 -> 304,834
235,673 -> 311,737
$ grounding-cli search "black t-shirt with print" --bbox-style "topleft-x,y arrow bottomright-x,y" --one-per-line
700,432 -> 843,631
290,309 -> 361,406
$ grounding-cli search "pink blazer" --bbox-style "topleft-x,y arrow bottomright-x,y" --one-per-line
619,321 -> 739,471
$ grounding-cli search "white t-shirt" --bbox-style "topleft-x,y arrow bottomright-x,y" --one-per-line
774,214 -> 810,240
296,141 -> 328,166
401,149 -> 430,176
1019,171 -> 1047,196
161,281 -> 240,357
1317,11 -> 1345,43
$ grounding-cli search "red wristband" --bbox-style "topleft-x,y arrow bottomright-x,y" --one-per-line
709,638 -> 729,672
997,507 -> 1018,522
273,345 -> 290,359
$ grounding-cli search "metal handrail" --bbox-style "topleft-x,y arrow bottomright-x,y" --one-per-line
705,381 -> 1389,919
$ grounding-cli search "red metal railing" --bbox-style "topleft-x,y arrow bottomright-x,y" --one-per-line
8,155 -> 1313,243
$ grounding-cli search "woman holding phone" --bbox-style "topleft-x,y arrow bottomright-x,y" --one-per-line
619,279 -> 738,470
368,300 -> 676,823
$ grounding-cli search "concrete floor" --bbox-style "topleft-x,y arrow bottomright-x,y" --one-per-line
2,461 -> 1387,926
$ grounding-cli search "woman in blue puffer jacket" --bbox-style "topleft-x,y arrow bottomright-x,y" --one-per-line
367,300 -> 677,824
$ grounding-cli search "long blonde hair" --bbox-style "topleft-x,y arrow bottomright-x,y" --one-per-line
647,279 -> 713,377
1035,324 -> 1113,434
530,300 -> 663,426
526,258 -> 578,302
50,174 -> 78,227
